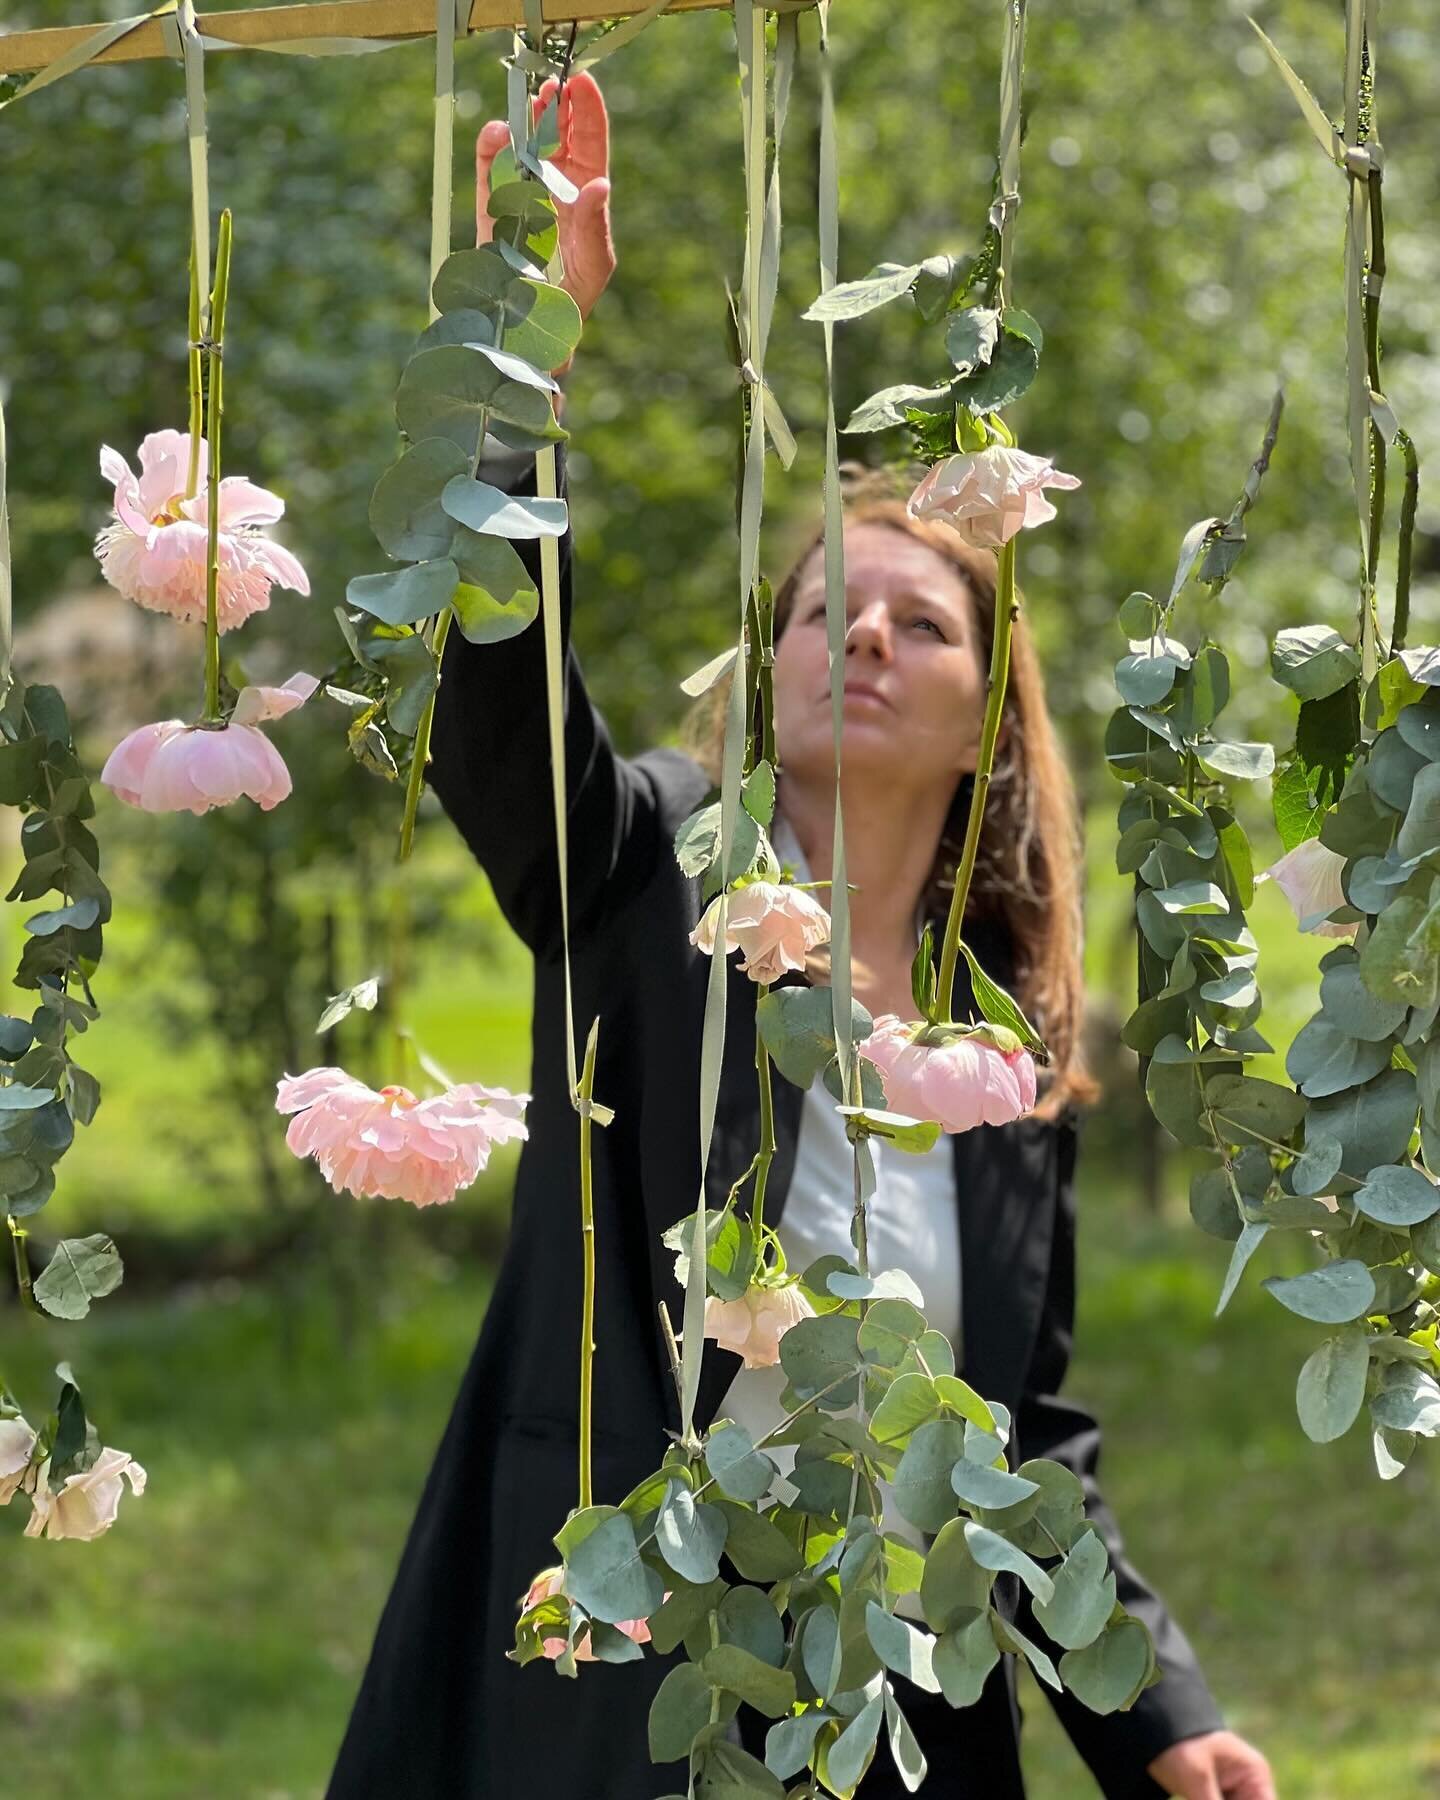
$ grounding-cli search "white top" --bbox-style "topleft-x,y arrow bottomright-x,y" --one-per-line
717,814 -> 961,1559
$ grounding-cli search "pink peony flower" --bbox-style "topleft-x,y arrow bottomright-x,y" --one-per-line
23,1447 -> 147,1542
704,1280 -> 816,1370
275,1066 -> 529,1207
95,429 -> 309,631
523,1567 -> 654,1661
1257,837 -> 1355,938
0,1417 -> 37,1506
858,1014 -> 1037,1133
101,673 -> 318,815
906,446 -> 1081,550
690,882 -> 831,985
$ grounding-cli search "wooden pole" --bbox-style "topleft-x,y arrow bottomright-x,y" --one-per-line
0,0 -> 816,78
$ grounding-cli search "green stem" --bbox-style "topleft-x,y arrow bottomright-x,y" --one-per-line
397,607 -> 454,863
8,1215 -> 36,1313
185,235 -> 203,500
936,536 -> 1018,1018
751,1005 -> 776,1244
576,1019 -> 600,1513
201,210 -> 232,724
1393,428 -> 1418,655
1364,165 -> 1387,596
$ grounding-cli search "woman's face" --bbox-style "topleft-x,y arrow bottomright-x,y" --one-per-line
772,521 -> 988,792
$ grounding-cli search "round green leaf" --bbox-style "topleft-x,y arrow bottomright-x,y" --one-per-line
1353,1164 -> 1440,1227
1058,1619 -> 1153,1715
395,346 -> 557,456
346,559 -> 458,629
1262,1259 -> 1376,1324
440,474 -> 568,539
1296,1331 -> 1369,1443
449,532 -> 540,645
368,438 -> 469,561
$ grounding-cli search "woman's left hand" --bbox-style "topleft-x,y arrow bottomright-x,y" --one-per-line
1148,1730 -> 1276,1799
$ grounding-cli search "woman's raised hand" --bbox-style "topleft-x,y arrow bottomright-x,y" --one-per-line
475,70 -> 616,379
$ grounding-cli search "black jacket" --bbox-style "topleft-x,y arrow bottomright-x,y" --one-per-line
326,440 -> 1223,1799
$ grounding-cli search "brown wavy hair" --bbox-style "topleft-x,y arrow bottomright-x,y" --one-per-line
679,462 -> 1099,1118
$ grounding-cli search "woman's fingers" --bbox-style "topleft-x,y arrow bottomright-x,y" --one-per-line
474,117 -> 511,246
558,176 -> 616,322
554,71 -> 610,190
473,71 -> 616,315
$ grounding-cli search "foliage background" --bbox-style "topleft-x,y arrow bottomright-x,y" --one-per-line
1,0 -> 1438,1792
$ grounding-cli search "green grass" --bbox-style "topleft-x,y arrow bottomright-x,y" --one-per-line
2,1174 -> 1437,1797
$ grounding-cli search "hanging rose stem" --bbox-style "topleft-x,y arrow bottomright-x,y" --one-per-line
185,235 -> 204,500
7,1216 -> 36,1312
751,990 -> 776,1244
935,535 -> 1018,1019
201,210 -> 232,724
576,1016 -> 601,1511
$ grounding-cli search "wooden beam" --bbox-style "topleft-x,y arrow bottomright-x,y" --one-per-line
0,0 -> 812,77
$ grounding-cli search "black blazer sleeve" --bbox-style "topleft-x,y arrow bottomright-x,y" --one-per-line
1015,1109 -> 1226,1797
426,437 -> 658,959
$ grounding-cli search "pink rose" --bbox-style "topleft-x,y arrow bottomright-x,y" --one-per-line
523,1567 -> 654,1661
276,1066 -> 529,1207
95,430 -> 309,631
690,882 -> 831,985
704,1280 -> 816,1370
1257,838 -> 1355,938
23,1447 -> 147,1542
906,446 -> 1081,550
858,1014 -> 1037,1133
101,674 -> 319,816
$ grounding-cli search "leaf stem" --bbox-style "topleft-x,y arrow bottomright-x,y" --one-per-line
936,536 -> 1018,1017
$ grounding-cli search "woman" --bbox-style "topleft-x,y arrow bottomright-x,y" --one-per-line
326,72 -> 1274,1800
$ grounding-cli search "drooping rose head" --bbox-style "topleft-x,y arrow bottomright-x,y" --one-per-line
690,881 -> 831,985
1257,837 -> 1355,938
0,1416 -> 37,1506
858,1014 -> 1037,1134
276,1066 -> 530,1208
703,1280 -> 816,1370
23,1447 -> 147,1542
906,446 -> 1081,551
101,673 -> 318,816
95,430 -> 310,631
522,1566 -> 654,1662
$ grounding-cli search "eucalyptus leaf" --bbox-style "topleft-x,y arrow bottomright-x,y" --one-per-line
1058,1619 -> 1154,1715
1034,1531 -> 1117,1651
1296,1331 -> 1369,1443
1262,1259 -> 1376,1324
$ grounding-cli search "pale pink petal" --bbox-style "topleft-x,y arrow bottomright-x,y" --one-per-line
212,475 -> 286,529
101,720 -> 186,807
231,672 -> 320,727
247,534 -> 310,596
277,1065 -> 529,1206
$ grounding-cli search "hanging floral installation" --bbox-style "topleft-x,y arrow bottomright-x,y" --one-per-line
0,1 -> 1430,1788
1106,3 -> 1440,1476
